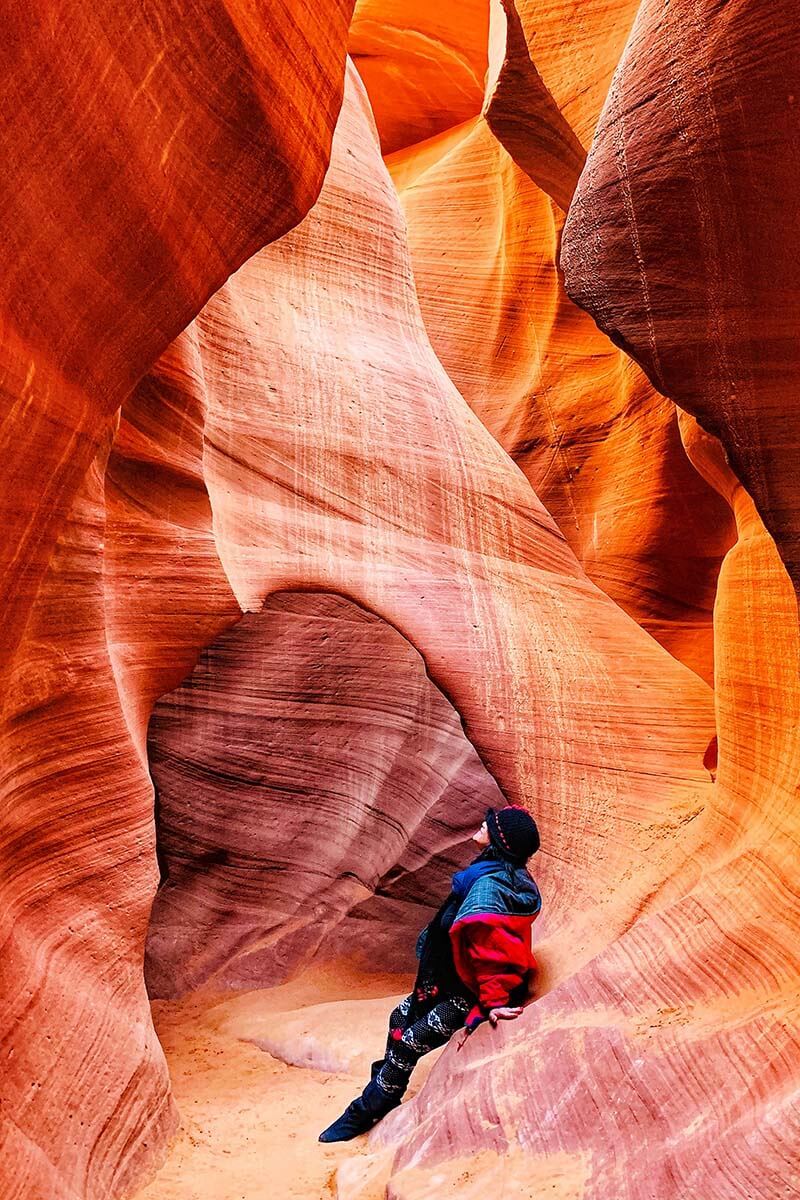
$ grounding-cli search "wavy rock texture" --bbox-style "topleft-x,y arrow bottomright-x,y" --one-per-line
505,0 -> 643,149
359,420 -> 800,1200
329,3 -> 799,1199
0,5 -> 354,1199
98,56 -> 716,1032
0,0 -> 353,672
562,0 -> 800,590
104,333 -> 244,755
129,63 -> 735,1196
184,62 -> 715,972
381,0 -> 735,684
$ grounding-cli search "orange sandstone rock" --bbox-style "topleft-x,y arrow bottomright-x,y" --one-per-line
380,0 -> 733,682
189,65 -> 715,937
104,332 -> 243,755
144,592 -> 508,998
323,5 -> 800,1197
2,40 -> 717,1200
0,6 -> 354,1198
362,418 -> 800,1200
2,4 -> 794,1199
509,0 -> 643,148
133,63 -> 715,1063
349,0 -> 489,154
0,0 -> 354,677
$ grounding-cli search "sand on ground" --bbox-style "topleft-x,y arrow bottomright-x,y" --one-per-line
133,960 -> 444,1200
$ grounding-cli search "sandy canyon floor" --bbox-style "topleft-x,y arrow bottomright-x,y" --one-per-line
135,962 -> 426,1200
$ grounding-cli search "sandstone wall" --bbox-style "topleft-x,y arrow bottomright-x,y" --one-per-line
1,3 -> 797,1199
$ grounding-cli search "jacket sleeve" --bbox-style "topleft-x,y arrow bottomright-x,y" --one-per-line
450,915 -> 533,1028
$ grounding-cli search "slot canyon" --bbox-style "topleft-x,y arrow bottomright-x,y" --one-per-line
1,2 -> 798,1199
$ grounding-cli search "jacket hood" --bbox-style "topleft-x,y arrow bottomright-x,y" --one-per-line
453,857 -> 541,923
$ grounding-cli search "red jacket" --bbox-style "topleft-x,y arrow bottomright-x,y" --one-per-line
449,864 -> 541,1030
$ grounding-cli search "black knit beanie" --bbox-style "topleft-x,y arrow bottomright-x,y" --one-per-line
486,805 -> 540,863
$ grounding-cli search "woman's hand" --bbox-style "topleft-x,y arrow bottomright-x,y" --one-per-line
488,1005 -> 523,1026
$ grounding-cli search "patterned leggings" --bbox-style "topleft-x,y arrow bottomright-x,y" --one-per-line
372,991 -> 471,1097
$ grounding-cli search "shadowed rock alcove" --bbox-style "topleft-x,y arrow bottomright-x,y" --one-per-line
145,590 -> 507,1000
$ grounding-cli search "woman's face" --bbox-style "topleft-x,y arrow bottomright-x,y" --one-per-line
472,819 -> 490,846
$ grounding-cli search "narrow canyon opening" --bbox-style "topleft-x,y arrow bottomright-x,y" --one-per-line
138,590 -> 518,1195
144,589 -> 508,1002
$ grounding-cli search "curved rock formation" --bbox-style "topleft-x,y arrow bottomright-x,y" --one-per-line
2,35 -> 719,1200
379,0 -> 734,683
3,3 -> 796,1199
507,0 -> 642,149
329,4 -> 799,1198
358,421 -> 800,1200
0,0 -> 354,674
349,0 -> 489,154
187,63 -> 716,968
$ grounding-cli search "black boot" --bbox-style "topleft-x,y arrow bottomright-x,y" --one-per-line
317,1096 -> 373,1143
318,1079 -> 401,1143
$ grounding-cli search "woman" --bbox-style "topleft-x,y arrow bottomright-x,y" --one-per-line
318,804 -> 541,1142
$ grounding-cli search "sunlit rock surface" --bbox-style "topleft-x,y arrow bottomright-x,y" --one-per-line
349,0 -> 489,154
135,60 -> 718,1195
1,3 -> 797,1200
163,61 -> 717,965
360,422 -> 800,1200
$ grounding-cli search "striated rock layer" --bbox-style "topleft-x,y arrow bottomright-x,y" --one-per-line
134,61 -> 726,1196
349,0 -> 489,155
561,0 -> 800,592
173,61 -> 716,976
333,4 -> 800,1199
358,424 -> 800,1200
97,55 -> 714,1026
0,0 -> 354,675
1,31 -> 719,1198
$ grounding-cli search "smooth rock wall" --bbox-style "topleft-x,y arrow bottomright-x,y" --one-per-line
0,5 -> 354,1197
562,0 -> 800,590
358,422 -> 800,1200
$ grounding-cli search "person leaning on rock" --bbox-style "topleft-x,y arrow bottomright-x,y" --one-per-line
318,804 -> 542,1143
